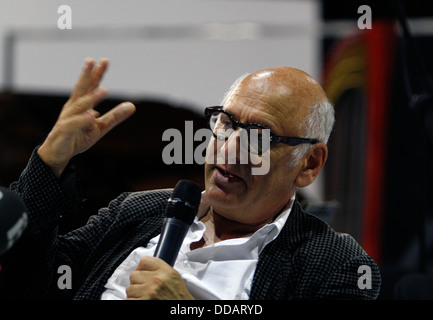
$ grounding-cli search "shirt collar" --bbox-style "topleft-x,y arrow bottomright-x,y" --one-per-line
195,191 -> 295,254
251,193 -> 295,252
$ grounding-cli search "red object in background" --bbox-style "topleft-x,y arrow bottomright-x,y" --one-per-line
322,20 -> 397,264
362,21 -> 397,263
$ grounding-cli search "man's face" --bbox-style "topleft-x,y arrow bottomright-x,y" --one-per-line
204,70 -> 310,225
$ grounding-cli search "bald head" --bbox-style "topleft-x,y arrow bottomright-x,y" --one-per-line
222,66 -> 333,142
245,67 -> 327,108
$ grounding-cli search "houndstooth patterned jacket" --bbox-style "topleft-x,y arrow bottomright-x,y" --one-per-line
0,148 -> 381,300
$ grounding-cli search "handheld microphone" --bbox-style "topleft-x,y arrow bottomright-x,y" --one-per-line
153,180 -> 201,266
0,187 -> 28,256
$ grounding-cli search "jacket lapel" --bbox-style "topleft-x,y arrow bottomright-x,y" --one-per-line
250,200 -> 309,300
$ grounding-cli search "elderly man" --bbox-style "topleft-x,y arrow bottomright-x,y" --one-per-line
0,58 -> 380,300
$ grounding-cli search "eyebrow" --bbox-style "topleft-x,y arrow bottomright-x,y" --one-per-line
224,107 -> 275,132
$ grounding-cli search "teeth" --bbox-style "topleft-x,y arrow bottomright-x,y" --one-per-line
221,169 -> 230,177
218,167 -> 235,178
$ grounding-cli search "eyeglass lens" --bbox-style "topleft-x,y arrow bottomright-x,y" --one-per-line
209,111 -> 270,155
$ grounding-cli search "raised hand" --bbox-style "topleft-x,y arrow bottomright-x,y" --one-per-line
37,58 -> 136,177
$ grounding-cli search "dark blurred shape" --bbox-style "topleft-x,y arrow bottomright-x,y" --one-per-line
0,92 -> 206,233
301,199 -> 340,225
394,273 -> 433,299
322,0 -> 433,20
321,0 -> 433,299
0,186 -> 28,256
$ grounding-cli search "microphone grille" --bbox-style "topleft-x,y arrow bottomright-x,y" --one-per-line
166,180 -> 202,224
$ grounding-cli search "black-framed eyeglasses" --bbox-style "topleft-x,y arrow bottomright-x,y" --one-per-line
204,106 -> 320,155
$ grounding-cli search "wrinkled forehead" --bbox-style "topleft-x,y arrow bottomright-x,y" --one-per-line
227,68 -> 323,121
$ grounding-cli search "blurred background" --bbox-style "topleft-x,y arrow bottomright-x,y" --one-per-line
0,0 -> 433,299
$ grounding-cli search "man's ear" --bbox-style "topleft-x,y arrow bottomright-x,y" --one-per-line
295,143 -> 328,188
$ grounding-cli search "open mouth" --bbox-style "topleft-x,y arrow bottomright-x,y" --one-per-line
215,166 -> 243,182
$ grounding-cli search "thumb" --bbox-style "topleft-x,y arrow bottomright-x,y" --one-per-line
97,102 -> 136,137
136,256 -> 167,271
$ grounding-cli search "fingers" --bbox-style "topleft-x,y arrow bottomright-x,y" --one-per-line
136,256 -> 167,271
70,58 -> 94,101
126,257 -> 168,299
126,257 -> 194,300
89,58 -> 109,92
70,58 -> 109,102
61,87 -> 108,118
128,256 -> 172,288
61,58 -> 109,118
96,102 -> 136,137
39,57 -> 135,178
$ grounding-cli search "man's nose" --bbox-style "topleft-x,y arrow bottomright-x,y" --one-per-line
221,129 -> 245,165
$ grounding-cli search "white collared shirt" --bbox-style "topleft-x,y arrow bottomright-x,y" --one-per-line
101,194 -> 294,300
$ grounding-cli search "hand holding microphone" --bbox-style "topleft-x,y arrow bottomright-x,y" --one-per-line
126,180 -> 201,300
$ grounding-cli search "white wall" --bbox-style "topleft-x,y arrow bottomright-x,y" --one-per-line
0,0 -> 320,111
